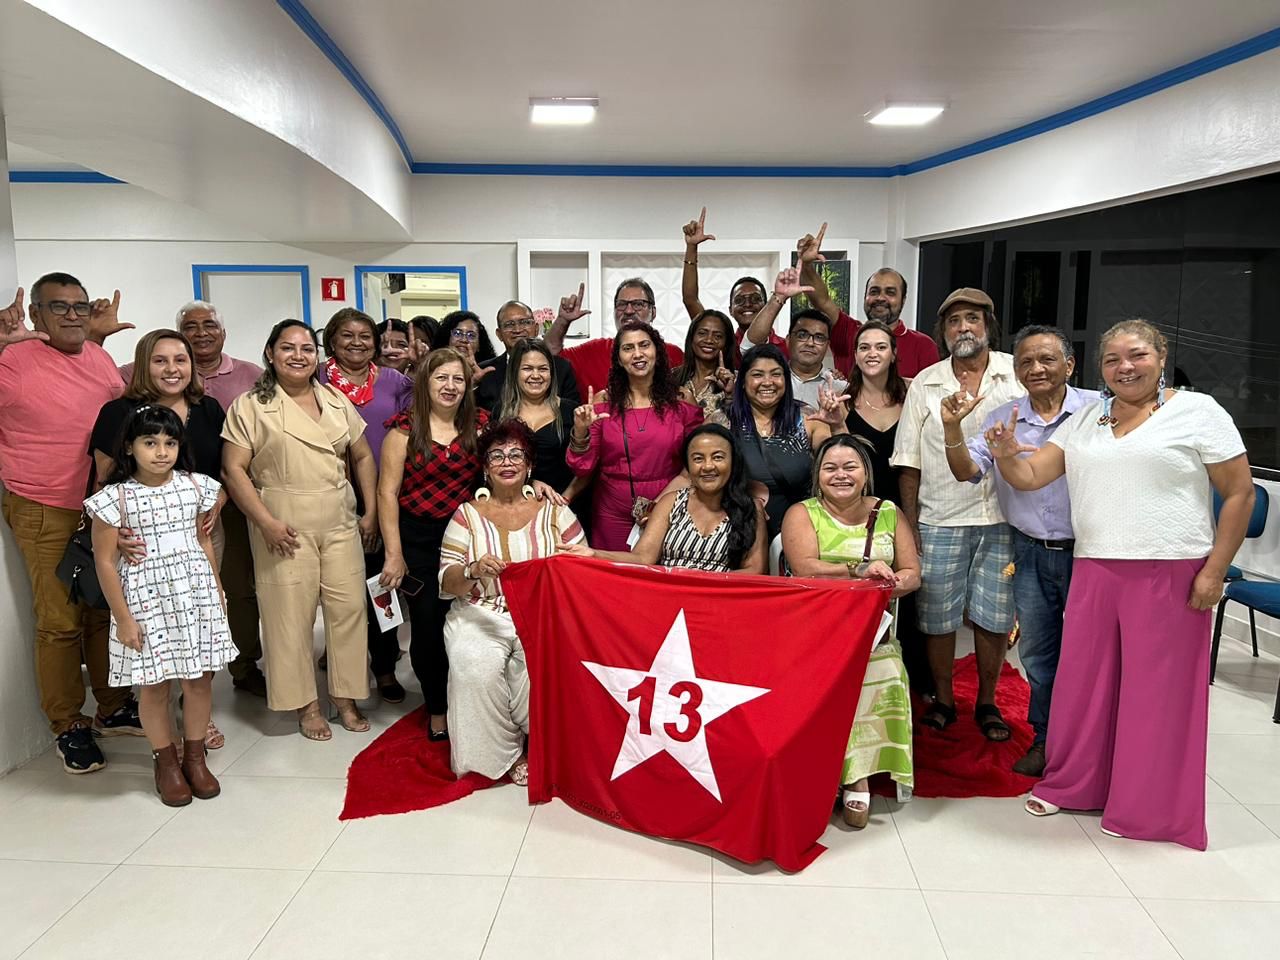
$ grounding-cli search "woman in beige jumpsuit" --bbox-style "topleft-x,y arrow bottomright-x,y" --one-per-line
221,320 -> 379,740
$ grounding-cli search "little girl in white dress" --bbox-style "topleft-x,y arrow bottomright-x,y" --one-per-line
86,405 -> 235,807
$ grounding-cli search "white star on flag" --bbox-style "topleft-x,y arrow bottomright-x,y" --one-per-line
582,609 -> 770,802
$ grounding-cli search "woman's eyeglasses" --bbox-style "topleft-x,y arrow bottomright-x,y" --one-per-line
450,329 -> 479,343
485,449 -> 528,465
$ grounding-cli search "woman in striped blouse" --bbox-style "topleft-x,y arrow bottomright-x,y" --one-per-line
563,423 -> 766,574
437,419 -> 585,781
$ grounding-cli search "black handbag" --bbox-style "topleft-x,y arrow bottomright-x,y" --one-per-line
55,485 -> 125,609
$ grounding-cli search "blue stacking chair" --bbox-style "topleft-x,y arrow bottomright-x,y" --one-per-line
1209,483 -> 1279,721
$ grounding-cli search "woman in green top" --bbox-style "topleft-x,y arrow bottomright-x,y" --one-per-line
781,434 -> 921,828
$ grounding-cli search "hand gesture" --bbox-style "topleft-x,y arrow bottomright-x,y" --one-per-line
88,289 -> 134,341
861,560 -> 899,583
263,517 -> 300,558
117,616 -> 145,652
805,372 -> 851,426
469,553 -> 507,580
558,282 -> 591,327
572,386 -> 610,436
557,540 -> 595,559
983,405 -> 1037,459
710,350 -> 735,391
940,389 -> 984,427
796,222 -> 828,264
532,479 -> 567,506
0,288 -> 48,349
682,207 -> 716,247
408,338 -> 429,367
774,267 -> 814,300
379,552 -> 407,589
468,353 -> 495,383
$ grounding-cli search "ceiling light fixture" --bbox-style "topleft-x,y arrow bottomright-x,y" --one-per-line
865,103 -> 946,126
530,97 -> 598,125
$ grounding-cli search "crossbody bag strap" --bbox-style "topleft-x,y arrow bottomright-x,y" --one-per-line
620,409 -> 638,503
861,498 -> 884,562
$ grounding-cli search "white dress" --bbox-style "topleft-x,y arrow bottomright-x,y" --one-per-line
84,472 -> 235,685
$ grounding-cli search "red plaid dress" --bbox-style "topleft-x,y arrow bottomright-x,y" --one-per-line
389,409 -> 490,520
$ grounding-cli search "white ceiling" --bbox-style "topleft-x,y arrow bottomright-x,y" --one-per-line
4,142 -> 92,171
304,0 -> 1280,167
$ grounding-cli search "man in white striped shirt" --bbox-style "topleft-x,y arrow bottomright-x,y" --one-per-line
890,288 -> 1024,741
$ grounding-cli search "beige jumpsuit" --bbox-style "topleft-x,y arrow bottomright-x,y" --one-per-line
221,385 -> 369,711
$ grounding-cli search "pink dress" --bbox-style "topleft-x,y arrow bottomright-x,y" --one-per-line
566,401 -> 703,550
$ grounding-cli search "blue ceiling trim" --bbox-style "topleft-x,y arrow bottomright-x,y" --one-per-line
9,170 -> 125,184
410,161 -> 896,178
274,0 -> 414,169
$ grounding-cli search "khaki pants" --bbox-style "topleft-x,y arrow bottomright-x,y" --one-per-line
2,491 -> 130,734
219,500 -> 263,679
249,487 -> 369,711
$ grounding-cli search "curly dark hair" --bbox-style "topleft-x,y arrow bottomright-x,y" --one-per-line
607,321 -> 679,418
477,418 -> 538,481
433,310 -> 497,363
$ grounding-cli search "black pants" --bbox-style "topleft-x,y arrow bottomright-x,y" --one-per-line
896,592 -> 935,698
364,542 -> 400,678
399,513 -> 453,715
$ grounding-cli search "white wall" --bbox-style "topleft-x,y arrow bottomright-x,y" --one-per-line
0,118 -> 48,774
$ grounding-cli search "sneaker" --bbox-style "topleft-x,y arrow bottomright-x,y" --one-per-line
93,699 -> 145,737
56,725 -> 107,774
232,667 -> 268,698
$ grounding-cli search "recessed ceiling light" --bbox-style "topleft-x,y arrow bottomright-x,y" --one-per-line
530,97 -> 598,125
865,103 -> 946,126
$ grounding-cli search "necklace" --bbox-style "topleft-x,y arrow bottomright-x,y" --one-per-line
857,391 -> 889,411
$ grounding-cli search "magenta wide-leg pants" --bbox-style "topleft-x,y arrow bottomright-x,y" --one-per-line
1036,557 -> 1211,850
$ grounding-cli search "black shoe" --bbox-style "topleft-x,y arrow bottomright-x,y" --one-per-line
427,726 -> 449,743
57,725 -> 107,774
232,668 -> 269,698
1013,742 -> 1047,777
377,676 -> 406,704
93,699 -> 145,738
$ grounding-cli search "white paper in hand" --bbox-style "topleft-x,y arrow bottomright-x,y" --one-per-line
366,575 -> 404,633
873,610 -> 894,648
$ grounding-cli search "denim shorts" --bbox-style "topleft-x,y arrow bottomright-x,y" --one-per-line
917,522 -> 1015,635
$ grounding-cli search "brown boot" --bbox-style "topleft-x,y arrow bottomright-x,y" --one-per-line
181,739 -> 221,800
153,744 -> 192,807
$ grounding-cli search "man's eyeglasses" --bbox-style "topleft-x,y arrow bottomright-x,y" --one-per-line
792,330 -> 830,344
614,298 -> 653,312
37,300 -> 91,318
499,317 -> 538,332
485,449 -> 528,465
449,329 -> 479,343
731,294 -> 765,308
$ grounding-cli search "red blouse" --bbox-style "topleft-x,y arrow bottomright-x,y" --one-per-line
389,408 -> 490,520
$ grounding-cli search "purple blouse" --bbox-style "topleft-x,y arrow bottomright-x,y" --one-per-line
317,365 -> 413,464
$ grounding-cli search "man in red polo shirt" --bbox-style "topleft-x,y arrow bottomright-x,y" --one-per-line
802,257 -> 940,379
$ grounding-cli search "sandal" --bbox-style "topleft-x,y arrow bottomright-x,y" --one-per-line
508,758 -> 529,786
330,699 -> 370,733
297,704 -> 332,741
920,700 -> 957,731
975,703 -> 1011,742
427,714 -> 449,742
1024,795 -> 1060,817
205,720 -> 225,750
841,789 -> 871,829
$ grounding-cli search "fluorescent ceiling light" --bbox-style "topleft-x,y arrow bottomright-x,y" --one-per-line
865,103 -> 946,126
530,97 -> 598,125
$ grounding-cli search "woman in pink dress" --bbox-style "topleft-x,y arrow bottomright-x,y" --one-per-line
567,321 -> 702,550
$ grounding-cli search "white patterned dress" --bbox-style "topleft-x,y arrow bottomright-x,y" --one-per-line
84,472 -> 235,686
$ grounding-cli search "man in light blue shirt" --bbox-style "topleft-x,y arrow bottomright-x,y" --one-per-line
942,325 -> 1097,777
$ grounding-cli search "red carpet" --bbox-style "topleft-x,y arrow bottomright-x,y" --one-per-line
900,652 -> 1040,799
339,707 -> 499,821
341,653 -> 1037,819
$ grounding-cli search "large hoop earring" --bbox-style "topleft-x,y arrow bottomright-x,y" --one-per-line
476,477 -> 492,502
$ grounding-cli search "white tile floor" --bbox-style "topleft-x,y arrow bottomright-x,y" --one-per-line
1,633 -> 1278,960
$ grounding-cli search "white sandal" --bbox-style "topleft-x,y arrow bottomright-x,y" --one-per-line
841,790 -> 871,829
1024,795 -> 1061,817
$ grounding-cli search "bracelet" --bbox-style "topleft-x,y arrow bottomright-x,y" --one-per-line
569,435 -> 590,452
462,562 -> 474,580
683,259 -> 697,266
944,438 -> 966,449
846,561 -> 857,579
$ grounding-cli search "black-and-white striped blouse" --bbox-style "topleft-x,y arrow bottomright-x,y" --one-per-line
659,489 -> 731,573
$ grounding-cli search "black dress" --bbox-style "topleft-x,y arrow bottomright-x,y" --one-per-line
739,416 -> 813,541
525,398 -> 578,494
845,406 -> 900,504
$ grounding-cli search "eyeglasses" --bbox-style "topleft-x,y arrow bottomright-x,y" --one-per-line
485,449 -> 528,465
499,317 -> 538,332
36,300 -> 91,318
614,298 -> 653,312
792,330 -> 829,344
449,329 -> 479,343
731,294 -> 765,308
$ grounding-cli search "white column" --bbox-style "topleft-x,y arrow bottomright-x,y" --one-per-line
0,115 -> 49,773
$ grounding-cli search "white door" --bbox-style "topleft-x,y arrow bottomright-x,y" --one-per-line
200,271 -> 307,364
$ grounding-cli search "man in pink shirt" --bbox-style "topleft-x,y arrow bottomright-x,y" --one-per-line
0,273 -> 143,773
120,300 -> 267,696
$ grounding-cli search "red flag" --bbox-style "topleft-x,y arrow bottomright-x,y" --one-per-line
501,555 -> 890,871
